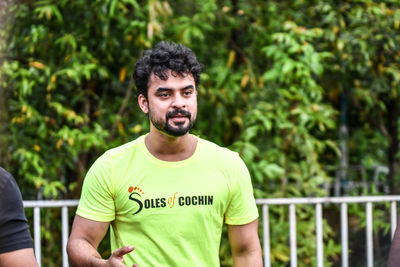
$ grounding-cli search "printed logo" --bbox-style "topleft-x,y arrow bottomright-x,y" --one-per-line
128,186 -> 213,215
128,186 -> 144,215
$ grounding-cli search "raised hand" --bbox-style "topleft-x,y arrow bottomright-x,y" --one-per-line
106,246 -> 136,267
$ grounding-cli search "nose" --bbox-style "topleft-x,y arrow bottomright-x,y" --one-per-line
171,93 -> 186,109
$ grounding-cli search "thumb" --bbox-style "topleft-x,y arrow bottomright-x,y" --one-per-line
112,245 -> 135,258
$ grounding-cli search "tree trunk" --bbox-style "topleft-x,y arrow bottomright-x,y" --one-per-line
387,98 -> 400,193
0,1 -> 11,167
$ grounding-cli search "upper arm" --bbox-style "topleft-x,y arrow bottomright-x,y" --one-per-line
0,248 -> 38,267
227,219 -> 261,254
0,170 -> 37,267
228,219 -> 263,267
225,155 -> 258,225
68,215 -> 110,249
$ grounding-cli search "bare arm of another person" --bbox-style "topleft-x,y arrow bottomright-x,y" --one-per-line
67,215 -> 136,267
0,248 -> 38,267
228,219 -> 263,267
388,218 -> 400,267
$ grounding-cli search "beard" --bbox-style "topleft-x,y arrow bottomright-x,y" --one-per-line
149,108 -> 196,137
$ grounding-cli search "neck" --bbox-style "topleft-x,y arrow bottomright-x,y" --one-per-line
145,128 -> 197,161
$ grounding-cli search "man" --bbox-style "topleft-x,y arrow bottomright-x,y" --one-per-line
67,41 -> 262,267
0,167 -> 38,267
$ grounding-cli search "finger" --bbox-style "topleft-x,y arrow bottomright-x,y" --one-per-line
132,264 -> 139,267
112,245 -> 135,257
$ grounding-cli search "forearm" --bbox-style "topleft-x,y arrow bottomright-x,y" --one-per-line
232,249 -> 263,267
67,238 -> 107,267
0,248 -> 38,267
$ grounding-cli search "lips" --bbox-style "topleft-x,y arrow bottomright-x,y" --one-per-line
169,115 -> 188,123
166,110 -> 191,121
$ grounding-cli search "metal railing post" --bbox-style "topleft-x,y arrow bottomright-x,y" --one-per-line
289,204 -> 297,267
262,205 -> 271,267
391,201 -> 397,240
62,206 -> 69,267
316,203 -> 323,267
366,202 -> 373,267
34,206 -> 41,267
341,203 -> 348,267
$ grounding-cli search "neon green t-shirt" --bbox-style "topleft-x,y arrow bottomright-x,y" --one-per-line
76,135 -> 258,266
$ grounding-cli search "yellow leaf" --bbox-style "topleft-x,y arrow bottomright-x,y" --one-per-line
35,180 -> 43,189
26,109 -> 32,118
33,144 -> 41,152
232,116 -> 243,129
126,34 -> 133,42
56,139 -> 63,149
11,117 -> 21,123
340,19 -> 346,28
93,110 -> 101,118
118,122 -> 125,134
29,61 -> 46,69
130,125 -> 142,133
68,138 -> 74,146
240,73 -> 249,88
64,55 -> 71,63
258,78 -> 264,88
273,251 -> 289,262
337,40 -> 344,51
119,67 -> 127,83
21,105 -> 27,113
227,50 -> 236,68
64,110 -> 77,119
51,74 -> 56,83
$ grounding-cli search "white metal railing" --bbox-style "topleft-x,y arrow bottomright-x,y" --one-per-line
23,200 -> 79,267
256,195 -> 400,267
24,196 -> 400,267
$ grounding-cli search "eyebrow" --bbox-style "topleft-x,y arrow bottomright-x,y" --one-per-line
156,85 -> 194,93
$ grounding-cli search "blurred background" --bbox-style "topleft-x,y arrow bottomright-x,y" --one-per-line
0,0 -> 399,266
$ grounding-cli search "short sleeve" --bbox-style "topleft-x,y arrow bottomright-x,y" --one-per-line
0,168 -> 33,253
76,153 -> 116,222
224,155 -> 259,225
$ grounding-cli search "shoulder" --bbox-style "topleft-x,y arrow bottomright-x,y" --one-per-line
102,135 -> 145,161
0,167 -> 13,188
0,167 -> 20,198
196,136 -> 243,164
85,136 -> 145,180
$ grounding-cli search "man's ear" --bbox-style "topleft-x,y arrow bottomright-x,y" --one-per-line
138,94 -> 149,114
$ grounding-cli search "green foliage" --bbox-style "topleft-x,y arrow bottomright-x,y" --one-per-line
1,0 -> 399,266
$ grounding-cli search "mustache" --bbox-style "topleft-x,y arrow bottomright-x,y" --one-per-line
166,109 -> 191,119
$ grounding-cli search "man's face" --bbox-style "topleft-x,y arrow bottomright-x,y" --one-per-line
138,71 -> 198,137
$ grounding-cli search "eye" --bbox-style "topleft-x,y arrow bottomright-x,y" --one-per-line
183,90 -> 193,96
158,92 -> 170,98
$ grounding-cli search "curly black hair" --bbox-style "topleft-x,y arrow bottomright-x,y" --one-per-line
133,41 -> 204,98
